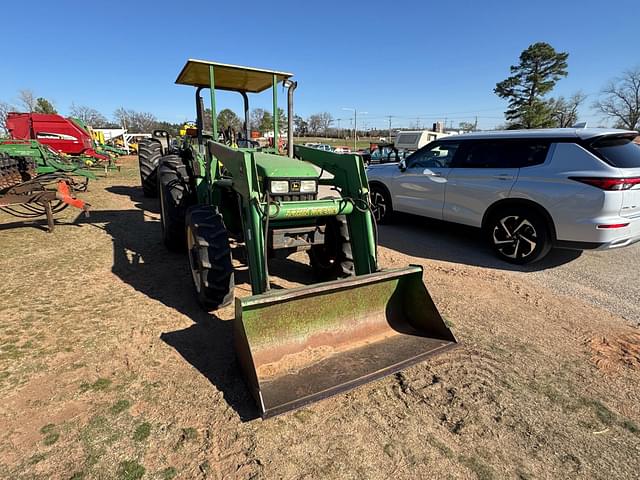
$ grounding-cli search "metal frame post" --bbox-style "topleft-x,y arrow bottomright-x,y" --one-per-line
209,66 -> 218,138
272,74 -> 278,148
287,81 -> 297,157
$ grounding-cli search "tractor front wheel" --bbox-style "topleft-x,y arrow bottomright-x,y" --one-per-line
308,215 -> 355,280
186,205 -> 235,311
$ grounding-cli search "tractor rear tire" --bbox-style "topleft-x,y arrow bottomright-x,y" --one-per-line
186,205 -> 235,311
158,155 -> 190,251
138,139 -> 161,197
308,215 -> 355,280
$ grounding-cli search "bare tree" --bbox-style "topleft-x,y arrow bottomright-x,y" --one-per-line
549,92 -> 586,127
18,89 -> 36,112
70,103 -> 108,126
0,101 -> 16,134
114,108 -> 158,133
317,112 -> 333,137
307,114 -> 322,135
594,67 -> 640,130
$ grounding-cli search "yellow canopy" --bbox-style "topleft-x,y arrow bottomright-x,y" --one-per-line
175,59 -> 293,93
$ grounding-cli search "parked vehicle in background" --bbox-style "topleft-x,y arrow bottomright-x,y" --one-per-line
367,142 -> 408,165
302,143 -> 332,152
368,128 -> 640,264
394,130 -> 452,152
333,146 -> 352,154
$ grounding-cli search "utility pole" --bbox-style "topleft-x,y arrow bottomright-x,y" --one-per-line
342,107 -> 367,150
387,115 -> 392,141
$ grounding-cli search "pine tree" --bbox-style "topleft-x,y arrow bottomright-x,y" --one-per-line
495,42 -> 569,129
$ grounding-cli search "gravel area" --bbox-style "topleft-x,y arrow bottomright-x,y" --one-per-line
377,214 -> 640,326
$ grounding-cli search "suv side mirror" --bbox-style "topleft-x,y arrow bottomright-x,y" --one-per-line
398,159 -> 407,171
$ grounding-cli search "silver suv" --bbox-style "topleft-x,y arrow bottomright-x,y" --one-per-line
367,128 -> 640,264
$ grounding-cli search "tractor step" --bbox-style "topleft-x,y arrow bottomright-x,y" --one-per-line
234,266 -> 457,418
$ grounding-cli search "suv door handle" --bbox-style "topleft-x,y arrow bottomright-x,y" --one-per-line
493,174 -> 511,180
423,170 -> 442,177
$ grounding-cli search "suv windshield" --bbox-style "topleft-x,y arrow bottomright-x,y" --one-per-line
590,136 -> 640,168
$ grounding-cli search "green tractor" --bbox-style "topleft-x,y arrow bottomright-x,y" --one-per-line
154,59 -> 457,418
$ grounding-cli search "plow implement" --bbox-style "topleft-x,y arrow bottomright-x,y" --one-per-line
236,266 -> 456,418
0,154 -> 90,231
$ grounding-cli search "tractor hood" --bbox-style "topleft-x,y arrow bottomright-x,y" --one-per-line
253,152 -> 318,179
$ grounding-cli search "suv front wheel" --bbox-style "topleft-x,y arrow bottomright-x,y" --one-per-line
369,184 -> 393,224
486,208 -> 552,265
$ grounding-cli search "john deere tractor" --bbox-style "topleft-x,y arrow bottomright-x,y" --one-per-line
152,59 -> 456,418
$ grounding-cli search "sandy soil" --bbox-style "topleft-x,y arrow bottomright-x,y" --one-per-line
0,157 -> 639,479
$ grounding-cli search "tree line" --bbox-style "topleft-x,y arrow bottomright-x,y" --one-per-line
0,90 -> 337,138
0,89 -> 184,135
3,56 -> 639,137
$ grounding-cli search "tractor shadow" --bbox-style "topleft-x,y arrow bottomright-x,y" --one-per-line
106,185 -> 161,214
74,186 -> 317,421
378,213 -> 581,272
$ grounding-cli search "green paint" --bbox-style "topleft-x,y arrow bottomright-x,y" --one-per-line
242,279 -> 399,349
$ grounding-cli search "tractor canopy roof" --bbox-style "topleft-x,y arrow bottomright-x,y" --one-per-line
175,59 -> 293,93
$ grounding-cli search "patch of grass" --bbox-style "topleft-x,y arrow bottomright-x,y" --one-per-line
133,422 -> 151,442
199,461 -> 210,474
426,436 -> 455,460
160,467 -> 177,479
29,452 -> 46,464
110,399 -> 131,415
79,415 -> 120,467
40,423 -> 56,434
459,455 -> 496,480
43,432 -> 60,446
117,460 -> 145,480
80,377 -> 112,392
293,409 -> 314,423
620,418 -> 639,435
579,398 -> 616,426
0,343 -> 24,360
69,472 -> 84,480
182,427 -> 197,441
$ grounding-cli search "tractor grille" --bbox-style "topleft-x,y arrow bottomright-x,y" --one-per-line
271,193 -> 317,202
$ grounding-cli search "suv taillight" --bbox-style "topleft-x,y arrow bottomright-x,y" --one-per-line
570,177 -> 640,190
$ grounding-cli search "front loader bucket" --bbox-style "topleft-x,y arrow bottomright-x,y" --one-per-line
235,265 -> 457,418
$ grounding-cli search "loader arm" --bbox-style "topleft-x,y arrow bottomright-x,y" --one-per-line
293,145 -> 377,275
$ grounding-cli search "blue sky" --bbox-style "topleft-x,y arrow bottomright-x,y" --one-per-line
2,0 -> 637,130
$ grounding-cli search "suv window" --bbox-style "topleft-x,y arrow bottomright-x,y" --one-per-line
407,142 -> 460,168
454,140 -> 550,168
589,136 -> 640,168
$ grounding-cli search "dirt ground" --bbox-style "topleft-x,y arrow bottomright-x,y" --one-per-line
1,157 -> 639,480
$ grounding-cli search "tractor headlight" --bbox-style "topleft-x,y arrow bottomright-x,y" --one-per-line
300,180 -> 317,193
270,180 -> 289,194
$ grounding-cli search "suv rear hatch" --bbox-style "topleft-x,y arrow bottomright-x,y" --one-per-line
588,134 -> 640,218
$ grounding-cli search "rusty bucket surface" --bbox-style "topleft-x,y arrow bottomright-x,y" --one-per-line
234,265 -> 457,418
